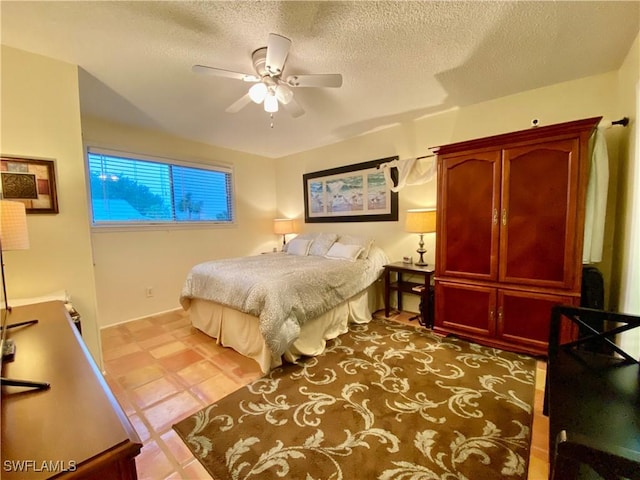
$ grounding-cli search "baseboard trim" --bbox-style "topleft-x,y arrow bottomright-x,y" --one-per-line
99,307 -> 184,330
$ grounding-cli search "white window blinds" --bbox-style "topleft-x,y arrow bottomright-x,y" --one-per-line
87,147 -> 234,225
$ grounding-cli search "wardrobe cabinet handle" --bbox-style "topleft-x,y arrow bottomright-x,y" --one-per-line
502,209 -> 507,226
493,208 -> 498,225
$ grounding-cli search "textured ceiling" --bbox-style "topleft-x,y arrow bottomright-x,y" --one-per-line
1,1 -> 639,158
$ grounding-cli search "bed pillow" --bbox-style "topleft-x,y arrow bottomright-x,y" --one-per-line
324,242 -> 364,262
308,232 -> 338,256
338,235 -> 374,259
285,238 -> 312,256
283,233 -> 317,253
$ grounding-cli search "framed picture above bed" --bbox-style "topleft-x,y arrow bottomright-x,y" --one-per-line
303,157 -> 398,223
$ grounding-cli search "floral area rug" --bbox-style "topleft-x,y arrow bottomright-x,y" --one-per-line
173,318 -> 537,480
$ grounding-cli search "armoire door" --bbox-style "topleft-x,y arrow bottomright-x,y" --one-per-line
497,289 -> 575,353
435,281 -> 496,337
499,138 -> 581,289
437,150 -> 501,281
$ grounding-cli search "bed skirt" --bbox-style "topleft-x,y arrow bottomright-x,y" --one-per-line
188,282 -> 382,373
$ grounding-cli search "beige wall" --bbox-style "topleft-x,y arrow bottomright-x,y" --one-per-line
613,31 -> 640,315
82,117 -> 278,327
613,32 -> 640,357
276,71 -> 627,312
0,46 -> 102,363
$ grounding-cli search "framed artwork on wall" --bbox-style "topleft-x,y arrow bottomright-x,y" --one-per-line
1,156 -> 59,214
303,156 -> 398,223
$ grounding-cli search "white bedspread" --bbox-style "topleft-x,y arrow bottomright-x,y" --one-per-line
180,247 -> 388,357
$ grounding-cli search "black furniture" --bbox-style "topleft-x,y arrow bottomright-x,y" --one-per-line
383,262 -> 434,327
544,305 -> 640,480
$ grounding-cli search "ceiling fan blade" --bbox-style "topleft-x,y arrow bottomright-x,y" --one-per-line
265,34 -> 291,75
192,65 -> 259,82
286,74 -> 343,88
225,93 -> 253,113
283,97 -> 305,118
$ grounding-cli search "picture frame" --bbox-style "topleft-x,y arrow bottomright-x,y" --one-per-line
303,156 -> 398,223
1,156 -> 59,214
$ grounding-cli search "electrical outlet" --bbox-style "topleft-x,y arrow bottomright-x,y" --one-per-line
145,287 -> 154,297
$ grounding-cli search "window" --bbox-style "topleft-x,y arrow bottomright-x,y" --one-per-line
87,147 -> 234,226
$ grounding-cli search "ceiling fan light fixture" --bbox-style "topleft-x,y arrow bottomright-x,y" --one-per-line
249,82 -> 268,103
193,33 -> 341,119
264,93 -> 279,113
275,84 -> 293,105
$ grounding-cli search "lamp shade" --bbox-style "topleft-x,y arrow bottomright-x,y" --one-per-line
273,218 -> 294,235
264,93 -> 279,113
249,82 -> 268,104
275,84 -> 293,105
0,200 -> 29,250
405,208 -> 436,234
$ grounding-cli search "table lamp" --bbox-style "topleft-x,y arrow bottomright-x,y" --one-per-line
1,200 -> 48,389
1,200 -> 30,311
405,208 -> 436,266
273,218 -> 294,249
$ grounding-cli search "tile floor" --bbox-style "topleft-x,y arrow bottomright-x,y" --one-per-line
100,309 -> 550,480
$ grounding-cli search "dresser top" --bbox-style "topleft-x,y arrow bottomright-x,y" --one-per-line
1,301 -> 140,479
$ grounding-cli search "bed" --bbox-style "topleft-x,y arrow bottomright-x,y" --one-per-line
179,233 -> 389,372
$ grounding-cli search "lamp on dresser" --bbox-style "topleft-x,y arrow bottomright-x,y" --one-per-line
273,218 -> 295,250
405,208 -> 436,266
0,200 -> 29,311
1,200 -> 44,390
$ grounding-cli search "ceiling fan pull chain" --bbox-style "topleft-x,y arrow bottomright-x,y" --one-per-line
270,113 -> 274,129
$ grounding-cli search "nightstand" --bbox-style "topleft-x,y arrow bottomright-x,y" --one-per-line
384,262 -> 435,328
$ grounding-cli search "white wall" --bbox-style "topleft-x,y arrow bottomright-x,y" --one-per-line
1,46 -> 102,364
81,117 -> 278,327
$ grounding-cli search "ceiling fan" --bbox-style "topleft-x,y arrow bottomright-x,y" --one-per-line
192,33 -> 342,118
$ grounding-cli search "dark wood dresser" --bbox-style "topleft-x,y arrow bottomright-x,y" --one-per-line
1,301 -> 141,479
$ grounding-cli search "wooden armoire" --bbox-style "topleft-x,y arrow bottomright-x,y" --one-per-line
433,117 -> 601,356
